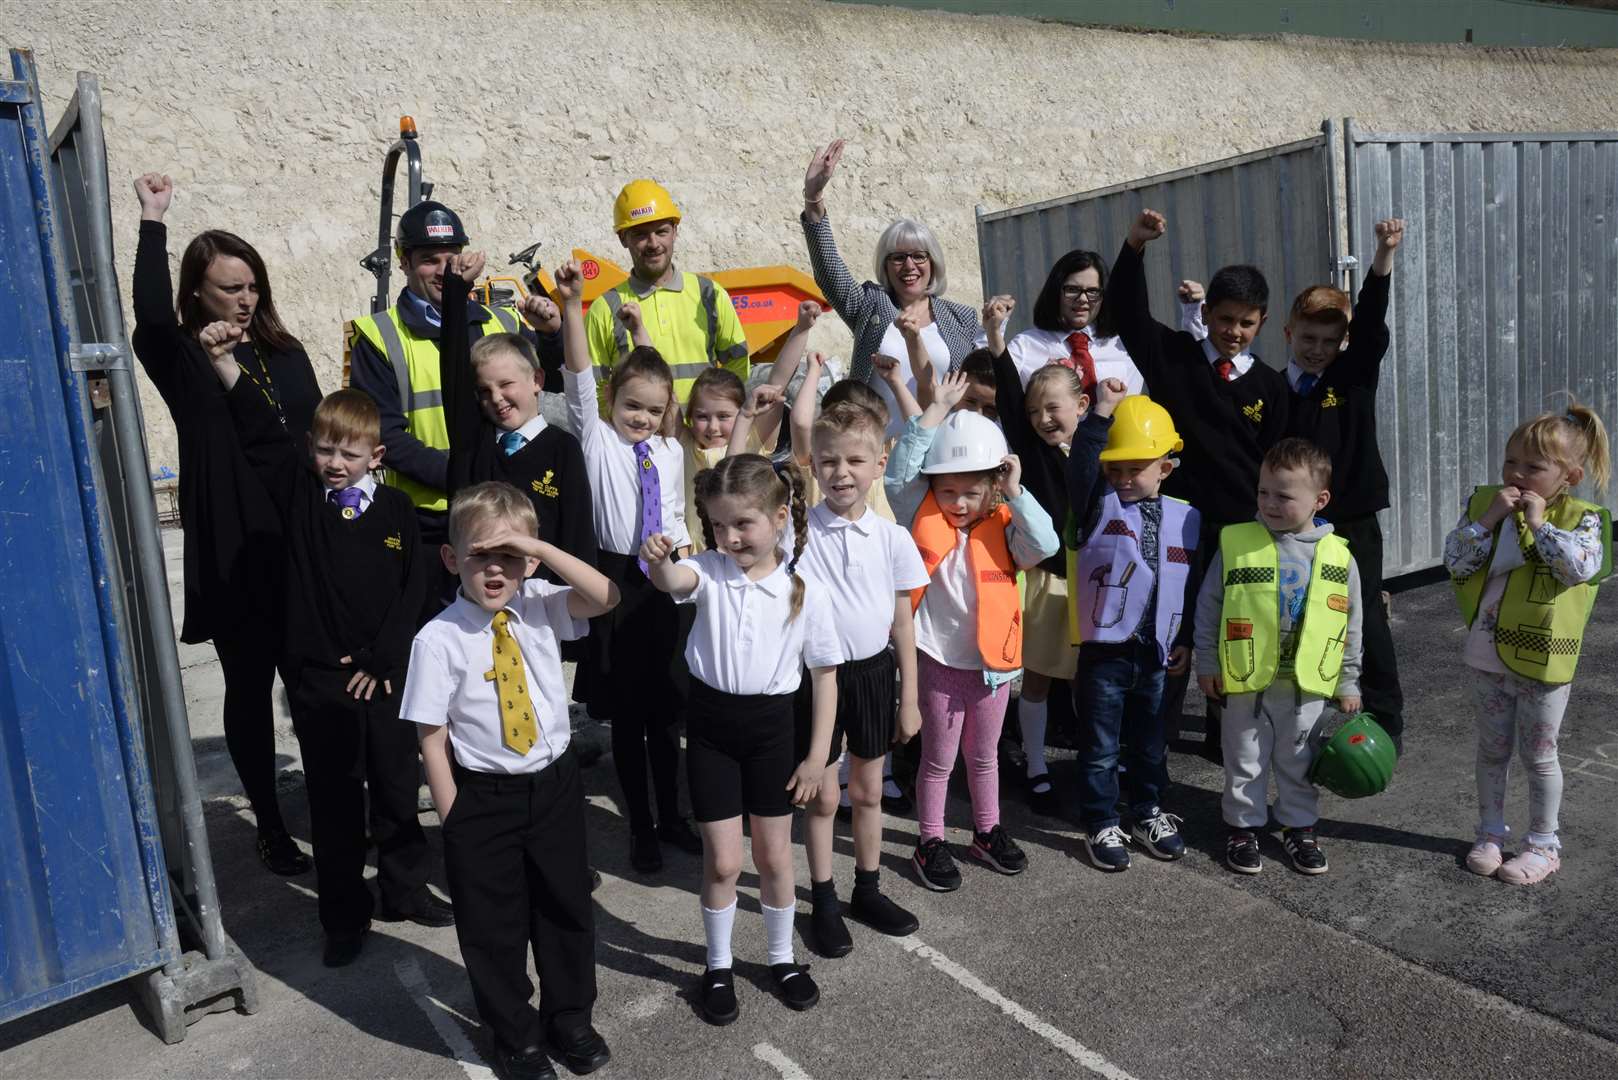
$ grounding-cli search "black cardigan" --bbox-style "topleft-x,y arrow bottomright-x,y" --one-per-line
130,220 -> 322,643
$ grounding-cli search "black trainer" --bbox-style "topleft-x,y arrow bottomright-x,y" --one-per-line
657,817 -> 703,855
1282,826 -> 1329,875
1130,808 -> 1186,861
848,889 -> 919,937
1226,829 -> 1263,874
770,963 -> 820,1011
697,968 -> 738,1026
630,831 -> 663,874
912,837 -> 962,892
257,828 -> 311,876
811,897 -> 853,958
968,825 -> 1028,875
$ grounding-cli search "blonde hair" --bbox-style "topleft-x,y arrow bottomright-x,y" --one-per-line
470,332 -> 541,376
1508,401 -> 1612,493
1026,364 -> 1087,406
693,455 -> 809,620
310,388 -> 381,447
447,481 -> 538,550
812,400 -> 885,454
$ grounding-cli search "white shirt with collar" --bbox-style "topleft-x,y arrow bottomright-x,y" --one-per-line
1199,335 -> 1256,379
496,412 -> 548,452
978,325 -> 1144,395
563,364 -> 689,554
675,549 -> 843,696
1285,358 -> 1324,393
325,472 -> 378,516
798,503 -> 929,662
399,578 -> 585,775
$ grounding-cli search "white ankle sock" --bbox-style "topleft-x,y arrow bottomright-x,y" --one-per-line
1020,699 -> 1050,789
702,901 -> 736,970
762,901 -> 796,966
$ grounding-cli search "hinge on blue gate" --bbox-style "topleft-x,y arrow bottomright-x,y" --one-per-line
1332,255 -> 1360,275
70,343 -> 129,372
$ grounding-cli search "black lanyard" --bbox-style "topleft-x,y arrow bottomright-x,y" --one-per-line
236,340 -> 286,427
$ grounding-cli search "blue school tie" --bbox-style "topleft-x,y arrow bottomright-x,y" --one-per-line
1297,373 -> 1319,396
499,430 -> 527,456
329,486 -> 364,520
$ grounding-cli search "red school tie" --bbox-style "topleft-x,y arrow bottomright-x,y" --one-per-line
1213,357 -> 1235,382
1064,332 -> 1098,396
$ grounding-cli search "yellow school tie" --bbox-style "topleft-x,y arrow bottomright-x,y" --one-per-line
487,611 -> 538,755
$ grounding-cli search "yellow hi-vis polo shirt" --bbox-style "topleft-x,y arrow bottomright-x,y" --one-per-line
583,268 -> 750,407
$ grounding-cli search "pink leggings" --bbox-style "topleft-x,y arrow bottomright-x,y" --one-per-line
916,653 -> 1010,842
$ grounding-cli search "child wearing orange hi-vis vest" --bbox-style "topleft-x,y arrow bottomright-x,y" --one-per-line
886,372 -> 1060,892
1444,403 -> 1612,886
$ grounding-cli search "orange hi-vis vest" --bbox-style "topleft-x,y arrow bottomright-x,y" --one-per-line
909,491 -> 1023,672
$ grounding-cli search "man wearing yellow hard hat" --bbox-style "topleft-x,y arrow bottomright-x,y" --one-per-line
584,180 -> 750,405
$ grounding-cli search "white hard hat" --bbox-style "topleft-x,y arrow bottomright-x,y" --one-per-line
920,410 -> 1008,475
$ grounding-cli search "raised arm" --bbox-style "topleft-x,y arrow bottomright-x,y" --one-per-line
730,384 -> 785,458
469,527 -> 620,618
874,353 -> 923,420
639,531 -> 699,597
897,309 -> 935,413
1065,379 -> 1125,539
799,139 -> 873,324
441,252 -> 487,496
1105,210 -> 1179,390
789,351 -> 826,466
750,300 -> 820,451
1336,218 -> 1401,385
129,173 -> 195,407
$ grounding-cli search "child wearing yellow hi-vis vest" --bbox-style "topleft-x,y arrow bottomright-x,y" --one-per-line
1194,439 -> 1363,876
1444,404 -> 1612,887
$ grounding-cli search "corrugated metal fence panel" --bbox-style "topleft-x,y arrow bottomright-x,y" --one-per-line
1349,129 -> 1618,576
977,133 -> 1334,372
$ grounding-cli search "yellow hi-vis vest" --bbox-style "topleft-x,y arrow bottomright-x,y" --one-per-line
1453,485 -> 1612,684
350,304 -> 519,512
1218,522 -> 1352,698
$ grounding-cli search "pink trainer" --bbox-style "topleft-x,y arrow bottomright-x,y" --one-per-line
1497,844 -> 1560,886
1465,835 -> 1505,877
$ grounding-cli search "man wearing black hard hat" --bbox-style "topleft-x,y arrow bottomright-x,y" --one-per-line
349,201 -> 562,558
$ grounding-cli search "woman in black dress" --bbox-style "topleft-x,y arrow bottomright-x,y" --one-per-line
132,173 -> 323,875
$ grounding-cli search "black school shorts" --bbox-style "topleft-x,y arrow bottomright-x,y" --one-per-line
686,680 -> 795,822
794,648 -> 897,767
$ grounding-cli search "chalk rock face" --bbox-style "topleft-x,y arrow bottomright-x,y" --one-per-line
14,0 -> 1618,473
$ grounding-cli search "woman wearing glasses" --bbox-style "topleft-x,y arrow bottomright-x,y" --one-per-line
997,250 -> 1142,395
800,140 -> 982,437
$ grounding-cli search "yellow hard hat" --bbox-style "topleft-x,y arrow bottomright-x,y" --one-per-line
1099,395 -> 1184,462
613,179 -> 682,233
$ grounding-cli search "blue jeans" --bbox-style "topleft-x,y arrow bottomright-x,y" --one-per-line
1074,640 -> 1169,831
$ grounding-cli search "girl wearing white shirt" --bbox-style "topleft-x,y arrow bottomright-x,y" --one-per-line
556,259 -> 699,878
988,249 -> 1143,395
641,455 -> 840,1026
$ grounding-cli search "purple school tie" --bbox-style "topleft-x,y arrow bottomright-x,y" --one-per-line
634,441 -> 662,577
330,486 -> 364,520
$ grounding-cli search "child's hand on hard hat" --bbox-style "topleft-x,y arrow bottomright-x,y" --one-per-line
996,454 -> 1023,499
199,320 -> 243,362
795,300 -> 822,332
134,172 -> 173,221
638,532 -> 675,567
871,353 -> 903,386
1166,646 -> 1190,676
451,250 -> 486,285
1094,376 -> 1128,417
744,384 -> 783,417
1198,674 -> 1224,701
981,295 -> 1015,329
1128,209 -> 1166,251
519,293 -> 561,334
1177,280 -> 1204,305
803,139 -> 845,204
617,301 -> 644,335
553,260 -> 584,305
1336,694 -> 1362,715
935,370 -> 970,411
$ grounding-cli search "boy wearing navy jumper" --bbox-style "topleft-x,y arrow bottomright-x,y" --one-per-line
404,483 -> 620,1080
1106,209 -> 1290,753
201,322 -> 442,968
1066,380 -> 1201,871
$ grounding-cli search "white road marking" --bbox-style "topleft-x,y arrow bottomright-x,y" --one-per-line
752,1042 -> 813,1080
897,936 -> 1138,1080
394,957 -> 497,1080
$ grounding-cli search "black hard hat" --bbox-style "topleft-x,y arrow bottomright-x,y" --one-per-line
395,200 -> 468,251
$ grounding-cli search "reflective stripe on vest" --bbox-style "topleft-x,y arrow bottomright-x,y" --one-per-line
1068,493 -> 1200,664
1217,522 -> 1352,697
909,492 -> 1022,672
598,275 -> 746,403
1453,485 -> 1612,684
351,303 -> 516,512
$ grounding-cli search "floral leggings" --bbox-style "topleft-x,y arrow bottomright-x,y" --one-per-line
1473,669 -> 1571,849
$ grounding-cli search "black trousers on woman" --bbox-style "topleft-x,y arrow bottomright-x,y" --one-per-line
212,619 -> 290,834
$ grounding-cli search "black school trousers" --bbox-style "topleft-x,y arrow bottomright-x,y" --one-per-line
287,666 -> 431,935
443,749 -> 597,1053
1332,513 -> 1404,738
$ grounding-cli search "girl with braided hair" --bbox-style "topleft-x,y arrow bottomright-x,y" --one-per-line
641,455 -> 841,1024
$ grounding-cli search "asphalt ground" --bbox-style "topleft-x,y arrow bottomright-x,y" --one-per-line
2,531 -> 1616,1079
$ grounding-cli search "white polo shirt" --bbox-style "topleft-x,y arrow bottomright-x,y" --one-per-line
400,579 -> 585,775
982,325 -> 1143,395
563,364 -> 689,554
675,549 -> 842,696
797,503 -> 929,662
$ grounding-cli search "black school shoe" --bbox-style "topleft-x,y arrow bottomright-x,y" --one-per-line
697,968 -> 739,1026
492,1044 -> 557,1080
657,817 -> 704,855
848,889 -> 919,937
1027,775 -> 1059,818
811,898 -> 853,958
1281,826 -> 1329,875
1226,829 -> 1263,875
630,831 -> 663,874
256,828 -> 311,876
771,963 -> 820,1011
378,892 -> 455,928
322,924 -> 369,968
547,1025 -> 611,1075
912,838 -> 962,892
